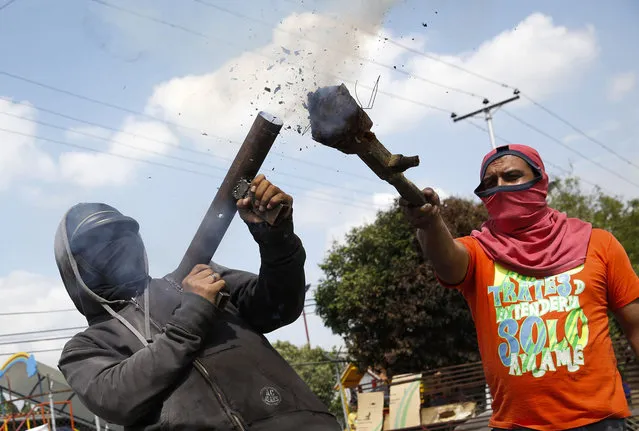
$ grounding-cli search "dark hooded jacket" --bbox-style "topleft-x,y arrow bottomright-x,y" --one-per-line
55,204 -> 340,430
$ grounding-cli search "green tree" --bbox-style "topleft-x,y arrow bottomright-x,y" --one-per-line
315,198 -> 487,375
548,177 -> 639,272
273,341 -> 344,423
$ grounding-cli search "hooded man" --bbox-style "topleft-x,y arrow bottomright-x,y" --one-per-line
401,144 -> 639,431
54,175 -> 341,431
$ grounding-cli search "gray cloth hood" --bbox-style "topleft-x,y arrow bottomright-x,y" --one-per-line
54,203 -> 150,333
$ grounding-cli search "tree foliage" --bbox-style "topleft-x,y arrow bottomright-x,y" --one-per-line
273,341 -> 343,422
548,178 -> 639,272
315,197 -> 487,375
315,177 -> 638,376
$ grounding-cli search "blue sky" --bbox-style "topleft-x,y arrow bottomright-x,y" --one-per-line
0,0 -> 637,367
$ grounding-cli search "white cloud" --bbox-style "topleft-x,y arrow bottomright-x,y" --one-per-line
59,117 -> 178,188
608,71 -> 636,102
365,13 -> 598,135
0,99 -> 179,191
0,99 -> 57,191
144,12 -> 598,145
0,271 -> 86,368
562,119 -> 620,144
143,0 -> 401,151
294,186 -> 396,250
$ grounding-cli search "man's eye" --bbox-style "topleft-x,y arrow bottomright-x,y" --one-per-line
505,172 -> 523,181
482,178 -> 497,189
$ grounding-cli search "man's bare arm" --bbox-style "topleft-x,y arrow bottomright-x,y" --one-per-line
615,300 -> 639,357
401,188 -> 469,285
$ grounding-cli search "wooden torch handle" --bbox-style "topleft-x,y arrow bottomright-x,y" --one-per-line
387,174 -> 428,206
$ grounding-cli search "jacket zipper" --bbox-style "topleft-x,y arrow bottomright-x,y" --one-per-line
137,300 -> 247,431
192,359 -> 247,431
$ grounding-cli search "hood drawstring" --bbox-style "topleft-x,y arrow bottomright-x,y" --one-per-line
102,303 -> 149,347
58,206 -> 154,347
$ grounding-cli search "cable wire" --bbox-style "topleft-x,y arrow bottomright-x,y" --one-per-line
0,326 -> 86,338
0,126 -> 376,210
278,0 -> 639,174
501,110 -> 639,190
0,347 -> 64,356
0,335 -> 72,347
0,308 -> 76,316
0,0 -> 19,12
465,120 -> 617,196
0,70 -> 379,184
521,94 -> 639,170
0,109 -> 377,198
191,0 -> 486,100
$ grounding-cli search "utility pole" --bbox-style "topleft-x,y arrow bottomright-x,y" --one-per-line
302,309 -> 311,348
323,350 -> 350,431
451,92 -> 520,149
47,376 -> 57,431
303,284 -> 311,347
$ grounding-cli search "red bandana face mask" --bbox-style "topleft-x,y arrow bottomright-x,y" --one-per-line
481,185 -> 548,234
470,144 -> 592,278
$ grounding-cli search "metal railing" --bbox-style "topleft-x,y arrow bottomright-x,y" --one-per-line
349,333 -> 639,430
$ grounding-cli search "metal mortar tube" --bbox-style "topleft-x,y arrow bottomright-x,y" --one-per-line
170,111 -> 284,284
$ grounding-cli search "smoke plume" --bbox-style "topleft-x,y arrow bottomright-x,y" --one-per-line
146,0 -> 400,148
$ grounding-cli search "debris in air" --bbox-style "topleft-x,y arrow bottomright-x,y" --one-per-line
264,87 -> 271,92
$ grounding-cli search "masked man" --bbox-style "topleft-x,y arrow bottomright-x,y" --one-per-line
401,144 -> 639,431
55,175 -> 340,431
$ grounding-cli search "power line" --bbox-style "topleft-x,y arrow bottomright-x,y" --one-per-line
0,309 -> 76,316
2,10 -> 625,196
0,0 -> 19,12
0,326 -> 86,338
0,110 -> 230,173
0,70 -> 379,185
78,0 -> 463,119
2,77 -> 620,202
279,0 -> 639,175
191,0 -> 485,100
0,347 -> 64,356
82,0 -> 459,116
0,335 -> 72,347
465,120 -> 617,195
281,0 -> 516,91
0,95 -> 235,164
501,110 -> 639,190
521,94 -> 639,171
452,95 -> 520,149
0,107 -> 381,198
0,126 -> 375,210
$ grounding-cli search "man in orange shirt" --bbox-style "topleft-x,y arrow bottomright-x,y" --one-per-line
401,144 -> 639,431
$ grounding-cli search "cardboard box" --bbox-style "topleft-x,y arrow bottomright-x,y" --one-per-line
356,391 -> 385,431
386,374 -> 421,430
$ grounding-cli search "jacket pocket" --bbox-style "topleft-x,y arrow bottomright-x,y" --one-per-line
197,344 -> 325,425
201,342 -> 239,357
